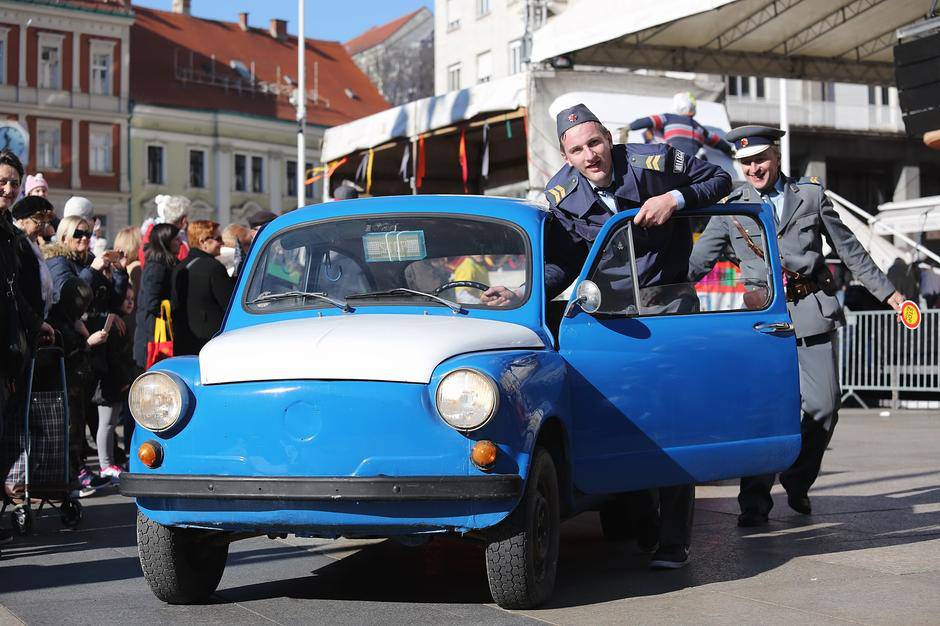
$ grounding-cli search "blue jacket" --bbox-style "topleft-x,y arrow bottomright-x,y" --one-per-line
543,142 -> 732,297
43,243 -> 128,318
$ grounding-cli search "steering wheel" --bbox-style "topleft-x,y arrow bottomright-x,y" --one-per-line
433,280 -> 489,295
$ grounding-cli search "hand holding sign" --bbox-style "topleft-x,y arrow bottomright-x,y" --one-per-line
900,300 -> 921,330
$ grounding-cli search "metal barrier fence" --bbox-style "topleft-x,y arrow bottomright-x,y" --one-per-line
838,309 -> 940,408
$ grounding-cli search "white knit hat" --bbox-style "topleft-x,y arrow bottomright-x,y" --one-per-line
63,196 -> 94,221
673,91 -> 697,116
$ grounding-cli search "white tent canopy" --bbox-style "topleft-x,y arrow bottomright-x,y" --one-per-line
874,195 -> 940,235
531,0 -> 927,84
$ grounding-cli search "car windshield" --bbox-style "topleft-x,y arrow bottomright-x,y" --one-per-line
244,214 -> 530,312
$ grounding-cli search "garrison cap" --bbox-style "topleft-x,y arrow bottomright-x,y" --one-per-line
725,125 -> 786,159
556,103 -> 601,139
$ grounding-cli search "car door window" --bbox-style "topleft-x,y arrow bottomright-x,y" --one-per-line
584,213 -> 774,317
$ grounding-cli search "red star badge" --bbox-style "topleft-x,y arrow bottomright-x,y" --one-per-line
568,114 -> 578,122
740,138 -> 749,147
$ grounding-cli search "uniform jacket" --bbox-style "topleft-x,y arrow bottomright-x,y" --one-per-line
43,244 -> 128,319
171,249 -> 234,355
688,174 -> 896,338
629,113 -> 733,157
543,142 -> 732,297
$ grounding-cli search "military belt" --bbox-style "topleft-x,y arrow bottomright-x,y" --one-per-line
785,277 -> 820,302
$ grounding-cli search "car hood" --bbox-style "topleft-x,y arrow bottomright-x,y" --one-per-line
199,314 -> 545,385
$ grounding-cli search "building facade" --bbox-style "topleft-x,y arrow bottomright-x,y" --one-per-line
129,4 -> 388,227
0,0 -> 133,236
346,8 -> 434,107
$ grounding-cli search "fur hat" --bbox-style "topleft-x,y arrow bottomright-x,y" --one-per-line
155,195 -> 191,225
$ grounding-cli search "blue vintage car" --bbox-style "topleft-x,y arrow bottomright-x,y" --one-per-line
122,195 -> 801,608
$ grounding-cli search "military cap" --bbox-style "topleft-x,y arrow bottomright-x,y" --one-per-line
11,194 -> 54,220
555,103 -> 601,139
725,125 -> 786,159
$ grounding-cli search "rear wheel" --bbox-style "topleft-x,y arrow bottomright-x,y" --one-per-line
485,446 -> 560,609
137,511 -> 229,604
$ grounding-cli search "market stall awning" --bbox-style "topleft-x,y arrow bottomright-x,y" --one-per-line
531,0 -> 929,84
321,74 -> 527,163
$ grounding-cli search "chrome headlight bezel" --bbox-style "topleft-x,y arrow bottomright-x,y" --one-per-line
128,371 -> 189,433
435,368 -> 499,431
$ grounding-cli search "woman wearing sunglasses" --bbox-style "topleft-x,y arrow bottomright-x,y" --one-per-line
44,215 -> 130,492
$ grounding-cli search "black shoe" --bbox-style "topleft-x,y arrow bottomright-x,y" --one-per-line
0,529 -> 13,545
787,492 -> 812,515
649,544 -> 690,569
737,511 -> 769,527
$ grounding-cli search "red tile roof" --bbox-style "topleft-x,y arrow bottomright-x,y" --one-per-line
130,7 -> 389,127
344,9 -> 424,56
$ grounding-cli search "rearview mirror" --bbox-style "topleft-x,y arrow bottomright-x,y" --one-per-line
565,280 -> 602,317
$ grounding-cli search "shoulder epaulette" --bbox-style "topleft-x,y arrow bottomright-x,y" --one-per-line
626,143 -> 668,172
719,187 -> 745,204
797,176 -> 822,186
544,175 -> 578,207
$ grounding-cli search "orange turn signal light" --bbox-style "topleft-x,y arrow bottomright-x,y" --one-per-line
471,440 -> 498,470
138,440 -> 163,468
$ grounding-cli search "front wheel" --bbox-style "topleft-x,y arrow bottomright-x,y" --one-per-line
137,511 -> 229,604
485,446 -> 560,609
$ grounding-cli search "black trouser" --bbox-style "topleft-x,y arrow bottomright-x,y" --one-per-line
633,483 -> 696,547
738,411 -> 838,516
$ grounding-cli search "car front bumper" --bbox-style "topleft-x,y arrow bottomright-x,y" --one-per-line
121,473 -> 522,502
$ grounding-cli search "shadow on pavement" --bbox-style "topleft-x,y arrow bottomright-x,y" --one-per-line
2,480 -> 938,609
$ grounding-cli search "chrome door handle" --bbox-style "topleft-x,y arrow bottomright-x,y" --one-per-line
753,321 -> 794,334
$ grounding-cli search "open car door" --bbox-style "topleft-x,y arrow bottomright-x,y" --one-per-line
558,204 -> 801,494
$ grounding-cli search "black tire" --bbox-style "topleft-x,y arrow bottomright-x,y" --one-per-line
11,505 -> 32,536
60,498 -> 83,528
599,496 -> 632,541
137,510 -> 229,604
485,447 -> 560,609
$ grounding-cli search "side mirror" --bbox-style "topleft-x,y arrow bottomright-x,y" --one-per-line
564,280 -> 602,317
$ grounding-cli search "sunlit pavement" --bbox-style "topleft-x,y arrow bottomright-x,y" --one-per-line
1,408 -> 938,625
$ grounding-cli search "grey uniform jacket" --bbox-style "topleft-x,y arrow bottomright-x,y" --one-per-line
688,175 -> 896,339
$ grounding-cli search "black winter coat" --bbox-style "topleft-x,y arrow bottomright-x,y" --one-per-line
0,213 -> 43,380
133,260 -> 174,368
171,249 -> 234,355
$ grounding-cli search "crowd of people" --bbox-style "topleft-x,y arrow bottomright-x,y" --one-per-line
0,148 -> 276,544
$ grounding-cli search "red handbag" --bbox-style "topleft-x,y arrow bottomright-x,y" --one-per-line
146,300 -> 174,368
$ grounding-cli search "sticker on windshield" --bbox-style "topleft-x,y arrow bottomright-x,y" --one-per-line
362,231 -> 427,262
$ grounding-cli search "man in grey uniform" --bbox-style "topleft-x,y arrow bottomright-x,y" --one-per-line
688,125 -> 904,527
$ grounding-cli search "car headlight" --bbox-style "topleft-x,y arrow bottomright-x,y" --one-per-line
129,371 -> 186,432
435,369 -> 499,431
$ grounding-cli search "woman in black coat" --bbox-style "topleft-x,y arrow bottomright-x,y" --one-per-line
172,220 -> 234,355
133,224 -> 180,368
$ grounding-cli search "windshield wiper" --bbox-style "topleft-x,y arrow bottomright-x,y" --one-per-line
250,290 -> 351,312
346,288 -> 463,313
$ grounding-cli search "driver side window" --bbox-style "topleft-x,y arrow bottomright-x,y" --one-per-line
585,213 -> 774,317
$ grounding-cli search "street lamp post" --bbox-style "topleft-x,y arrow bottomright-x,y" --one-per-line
296,0 -> 306,209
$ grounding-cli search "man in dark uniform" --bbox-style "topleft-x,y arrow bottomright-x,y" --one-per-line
483,103 -> 732,568
687,126 -> 904,527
